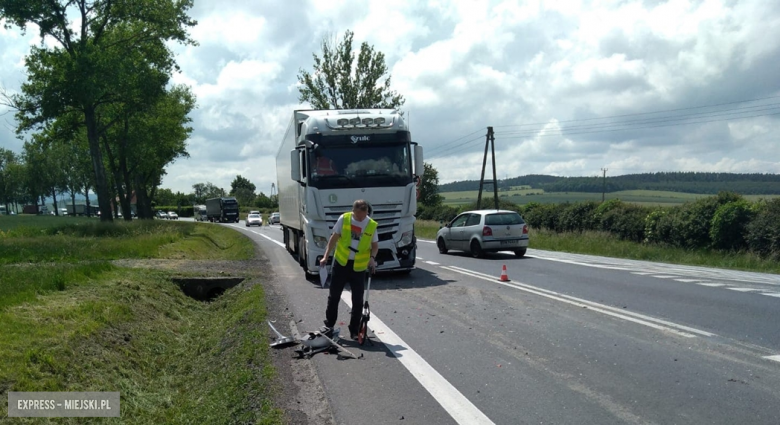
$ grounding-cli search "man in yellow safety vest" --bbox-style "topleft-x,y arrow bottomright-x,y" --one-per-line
320,199 -> 379,339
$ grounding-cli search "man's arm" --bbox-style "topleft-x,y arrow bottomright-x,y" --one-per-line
369,241 -> 379,272
320,232 -> 340,266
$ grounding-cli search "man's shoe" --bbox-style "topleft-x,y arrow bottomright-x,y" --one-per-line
319,326 -> 334,339
348,326 -> 358,340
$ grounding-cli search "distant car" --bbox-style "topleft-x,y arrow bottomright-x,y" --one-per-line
270,212 -> 280,224
156,211 -> 167,219
167,211 -> 179,220
436,209 -> 529,258
249,210 -> 260,215
246,213 -> 262,227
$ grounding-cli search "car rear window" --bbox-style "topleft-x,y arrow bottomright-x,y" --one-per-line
485,213 -> 524,225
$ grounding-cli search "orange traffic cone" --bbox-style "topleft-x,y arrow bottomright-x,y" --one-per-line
499,265 -> 510,282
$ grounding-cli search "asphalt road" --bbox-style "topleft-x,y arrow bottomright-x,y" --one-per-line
224,221 -> 780,425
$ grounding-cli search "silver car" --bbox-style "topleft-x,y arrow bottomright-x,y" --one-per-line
246,213 -> 263,227
436,209 -> 529,258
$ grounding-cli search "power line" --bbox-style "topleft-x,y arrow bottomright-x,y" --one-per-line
495,110 -> 780,140
492,94 -> 780,129
494,103 -> 780,137
425,127 -> 485,157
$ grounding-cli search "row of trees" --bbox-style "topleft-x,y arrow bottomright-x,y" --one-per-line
153,176 -> 279,211
0,0 -> 197,220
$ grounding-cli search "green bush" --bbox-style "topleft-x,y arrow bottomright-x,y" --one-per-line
710,200 -> 754,250
661,192 -> 743,249
599,204 -> 648,242
745,198 -> 780,259
523,202 -> 561,231
644,208 -> 667,244
559,201 -> 599,232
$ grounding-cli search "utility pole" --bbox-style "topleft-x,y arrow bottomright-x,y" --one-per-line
476,127 -> 499,210
601,167 -> 608,202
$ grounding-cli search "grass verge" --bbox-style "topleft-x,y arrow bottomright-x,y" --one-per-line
0,220 -> 281,423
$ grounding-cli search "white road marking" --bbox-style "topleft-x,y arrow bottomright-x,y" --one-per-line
340,292 -> 494,425
631,272 -> 656,275
418,239 -> 436,244
675,279 -> 708,283
651,275 -> 680,279
425,261 -> 440,265
229,224 -> 285,247
764,355 -> 780,363
696,283 -> 727,287
727,287 -> 763,292
762,293 -> 780,298
441,265 -> 714,338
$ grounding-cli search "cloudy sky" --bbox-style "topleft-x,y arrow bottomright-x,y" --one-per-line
2,0 -> 780,195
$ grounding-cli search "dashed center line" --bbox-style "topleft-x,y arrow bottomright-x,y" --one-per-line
727,287 -> 763,292
762,293 -> 780,298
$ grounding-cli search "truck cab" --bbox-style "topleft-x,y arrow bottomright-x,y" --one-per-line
277,109 -> 423,277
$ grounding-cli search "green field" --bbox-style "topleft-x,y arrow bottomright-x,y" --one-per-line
440,189 -> 779,207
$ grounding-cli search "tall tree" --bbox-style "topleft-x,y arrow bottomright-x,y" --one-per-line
0,148 -> 20,212
420,162 -> 443,207
297,30 -> 405,109
230,175 -> 256,195
1,0 -> 196,222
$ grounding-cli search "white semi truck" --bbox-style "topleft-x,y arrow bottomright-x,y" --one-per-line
276,109 -> 424,278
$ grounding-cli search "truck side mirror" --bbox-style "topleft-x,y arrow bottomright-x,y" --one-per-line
290,150 -> 301,182
414,145 -> 424,176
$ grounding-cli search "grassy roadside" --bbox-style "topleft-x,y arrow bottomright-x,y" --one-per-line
415,220 -> 780,274
0,217 -> 283,423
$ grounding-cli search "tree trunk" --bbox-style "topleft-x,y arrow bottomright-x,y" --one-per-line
51,188 -> 59,216
134,174 -> 153,219
85,107 -> 113,222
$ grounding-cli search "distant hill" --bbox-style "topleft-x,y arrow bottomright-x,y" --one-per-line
439,172 -> 780,195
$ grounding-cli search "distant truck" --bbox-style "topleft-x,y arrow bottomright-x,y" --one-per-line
193,204 -> 208,221
205,197 -> 239,223
65,204 -> 88,216
276,109 -> 423,278
22,204 -> 48,215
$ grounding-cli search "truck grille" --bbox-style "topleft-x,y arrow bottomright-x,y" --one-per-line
324,203 -> 402,239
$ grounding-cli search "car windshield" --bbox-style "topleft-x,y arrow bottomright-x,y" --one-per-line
308,143 -> 412,189
248,214 -> 260,218
485,213 -> 524,225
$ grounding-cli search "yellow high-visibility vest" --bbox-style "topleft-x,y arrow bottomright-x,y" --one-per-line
334,212 -> 378,271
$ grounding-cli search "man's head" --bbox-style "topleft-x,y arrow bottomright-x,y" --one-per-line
352,200 -> 370,220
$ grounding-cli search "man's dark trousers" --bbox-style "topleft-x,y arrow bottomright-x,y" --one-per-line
325,260 -> 366,333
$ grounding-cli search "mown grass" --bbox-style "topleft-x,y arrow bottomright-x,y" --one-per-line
415,220 -> 780,274
0,218 -> 280,423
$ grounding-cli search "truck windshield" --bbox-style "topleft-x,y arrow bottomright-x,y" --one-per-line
308,144 -> 412,189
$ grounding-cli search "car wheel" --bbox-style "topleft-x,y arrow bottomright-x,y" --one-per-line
514,248 -> 527,258
246,223 -> 249,227
470,240 -> 484,258
437,237 -> 448,254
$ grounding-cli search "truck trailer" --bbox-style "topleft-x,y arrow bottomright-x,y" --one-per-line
275,109 -> 424,278
205,197 -> 239,223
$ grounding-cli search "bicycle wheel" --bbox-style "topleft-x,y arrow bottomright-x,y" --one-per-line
357,317 -> 369,345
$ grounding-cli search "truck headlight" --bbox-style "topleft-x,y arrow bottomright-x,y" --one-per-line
314,235 -> 328,248
398,231 -> 413,247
